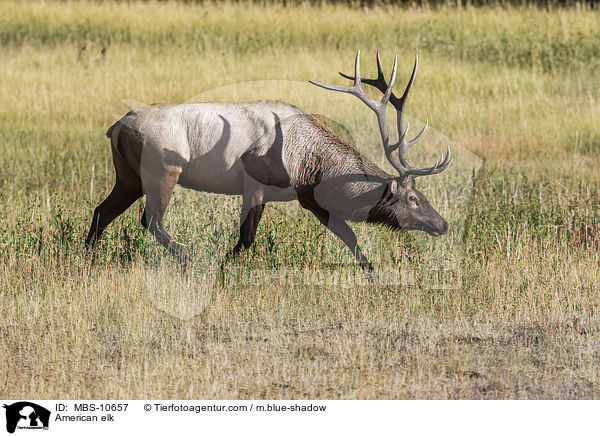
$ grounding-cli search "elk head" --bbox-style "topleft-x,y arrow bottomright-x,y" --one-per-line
310,51 -> 452,236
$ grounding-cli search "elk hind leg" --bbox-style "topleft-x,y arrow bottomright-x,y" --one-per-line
86,176 -> 142,251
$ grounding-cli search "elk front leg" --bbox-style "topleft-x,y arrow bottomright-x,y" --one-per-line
141,169 -> 188,270
227,192 -> 265,258
298,196 -> 374,278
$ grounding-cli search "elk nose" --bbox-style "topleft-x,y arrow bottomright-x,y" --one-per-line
440,220 -> 449,235
430,219 -> 448,236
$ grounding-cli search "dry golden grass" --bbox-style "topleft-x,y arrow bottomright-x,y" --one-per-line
0,0 -> 599,399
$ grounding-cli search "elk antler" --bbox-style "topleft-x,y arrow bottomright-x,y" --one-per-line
312,51 -> 452,178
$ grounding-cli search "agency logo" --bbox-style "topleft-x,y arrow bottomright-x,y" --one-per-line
2,402 -> 50,434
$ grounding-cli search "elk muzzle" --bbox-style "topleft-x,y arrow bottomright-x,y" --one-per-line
427,217 -> 449,236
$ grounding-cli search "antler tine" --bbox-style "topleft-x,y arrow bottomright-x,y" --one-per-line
354,50 -> 362,86
402,145 -> 453,176
340,51 -> 385,85
394,55 -> 418,161
310,51 -> 379,115
375,50 -> 385,81
339,51 -> 402,108
407,118 -> 428,148
382,55 -> 397,105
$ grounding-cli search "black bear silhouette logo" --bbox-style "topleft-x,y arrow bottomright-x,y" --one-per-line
3,402 -> 50,433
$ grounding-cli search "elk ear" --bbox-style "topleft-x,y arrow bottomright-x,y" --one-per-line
380,179 -> 400,202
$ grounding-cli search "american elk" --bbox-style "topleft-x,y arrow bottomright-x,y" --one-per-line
85,51 -> 452,277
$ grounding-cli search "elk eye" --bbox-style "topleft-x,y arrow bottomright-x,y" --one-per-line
408,195 -> 418,204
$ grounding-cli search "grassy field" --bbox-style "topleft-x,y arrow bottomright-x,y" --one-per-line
0,0 -> 599,399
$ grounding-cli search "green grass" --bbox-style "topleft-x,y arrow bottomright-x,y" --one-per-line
0,0 -> 599,399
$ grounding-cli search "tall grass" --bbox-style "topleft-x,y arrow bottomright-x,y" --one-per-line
0,0 -> 599,399
1,1 -> 599,72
